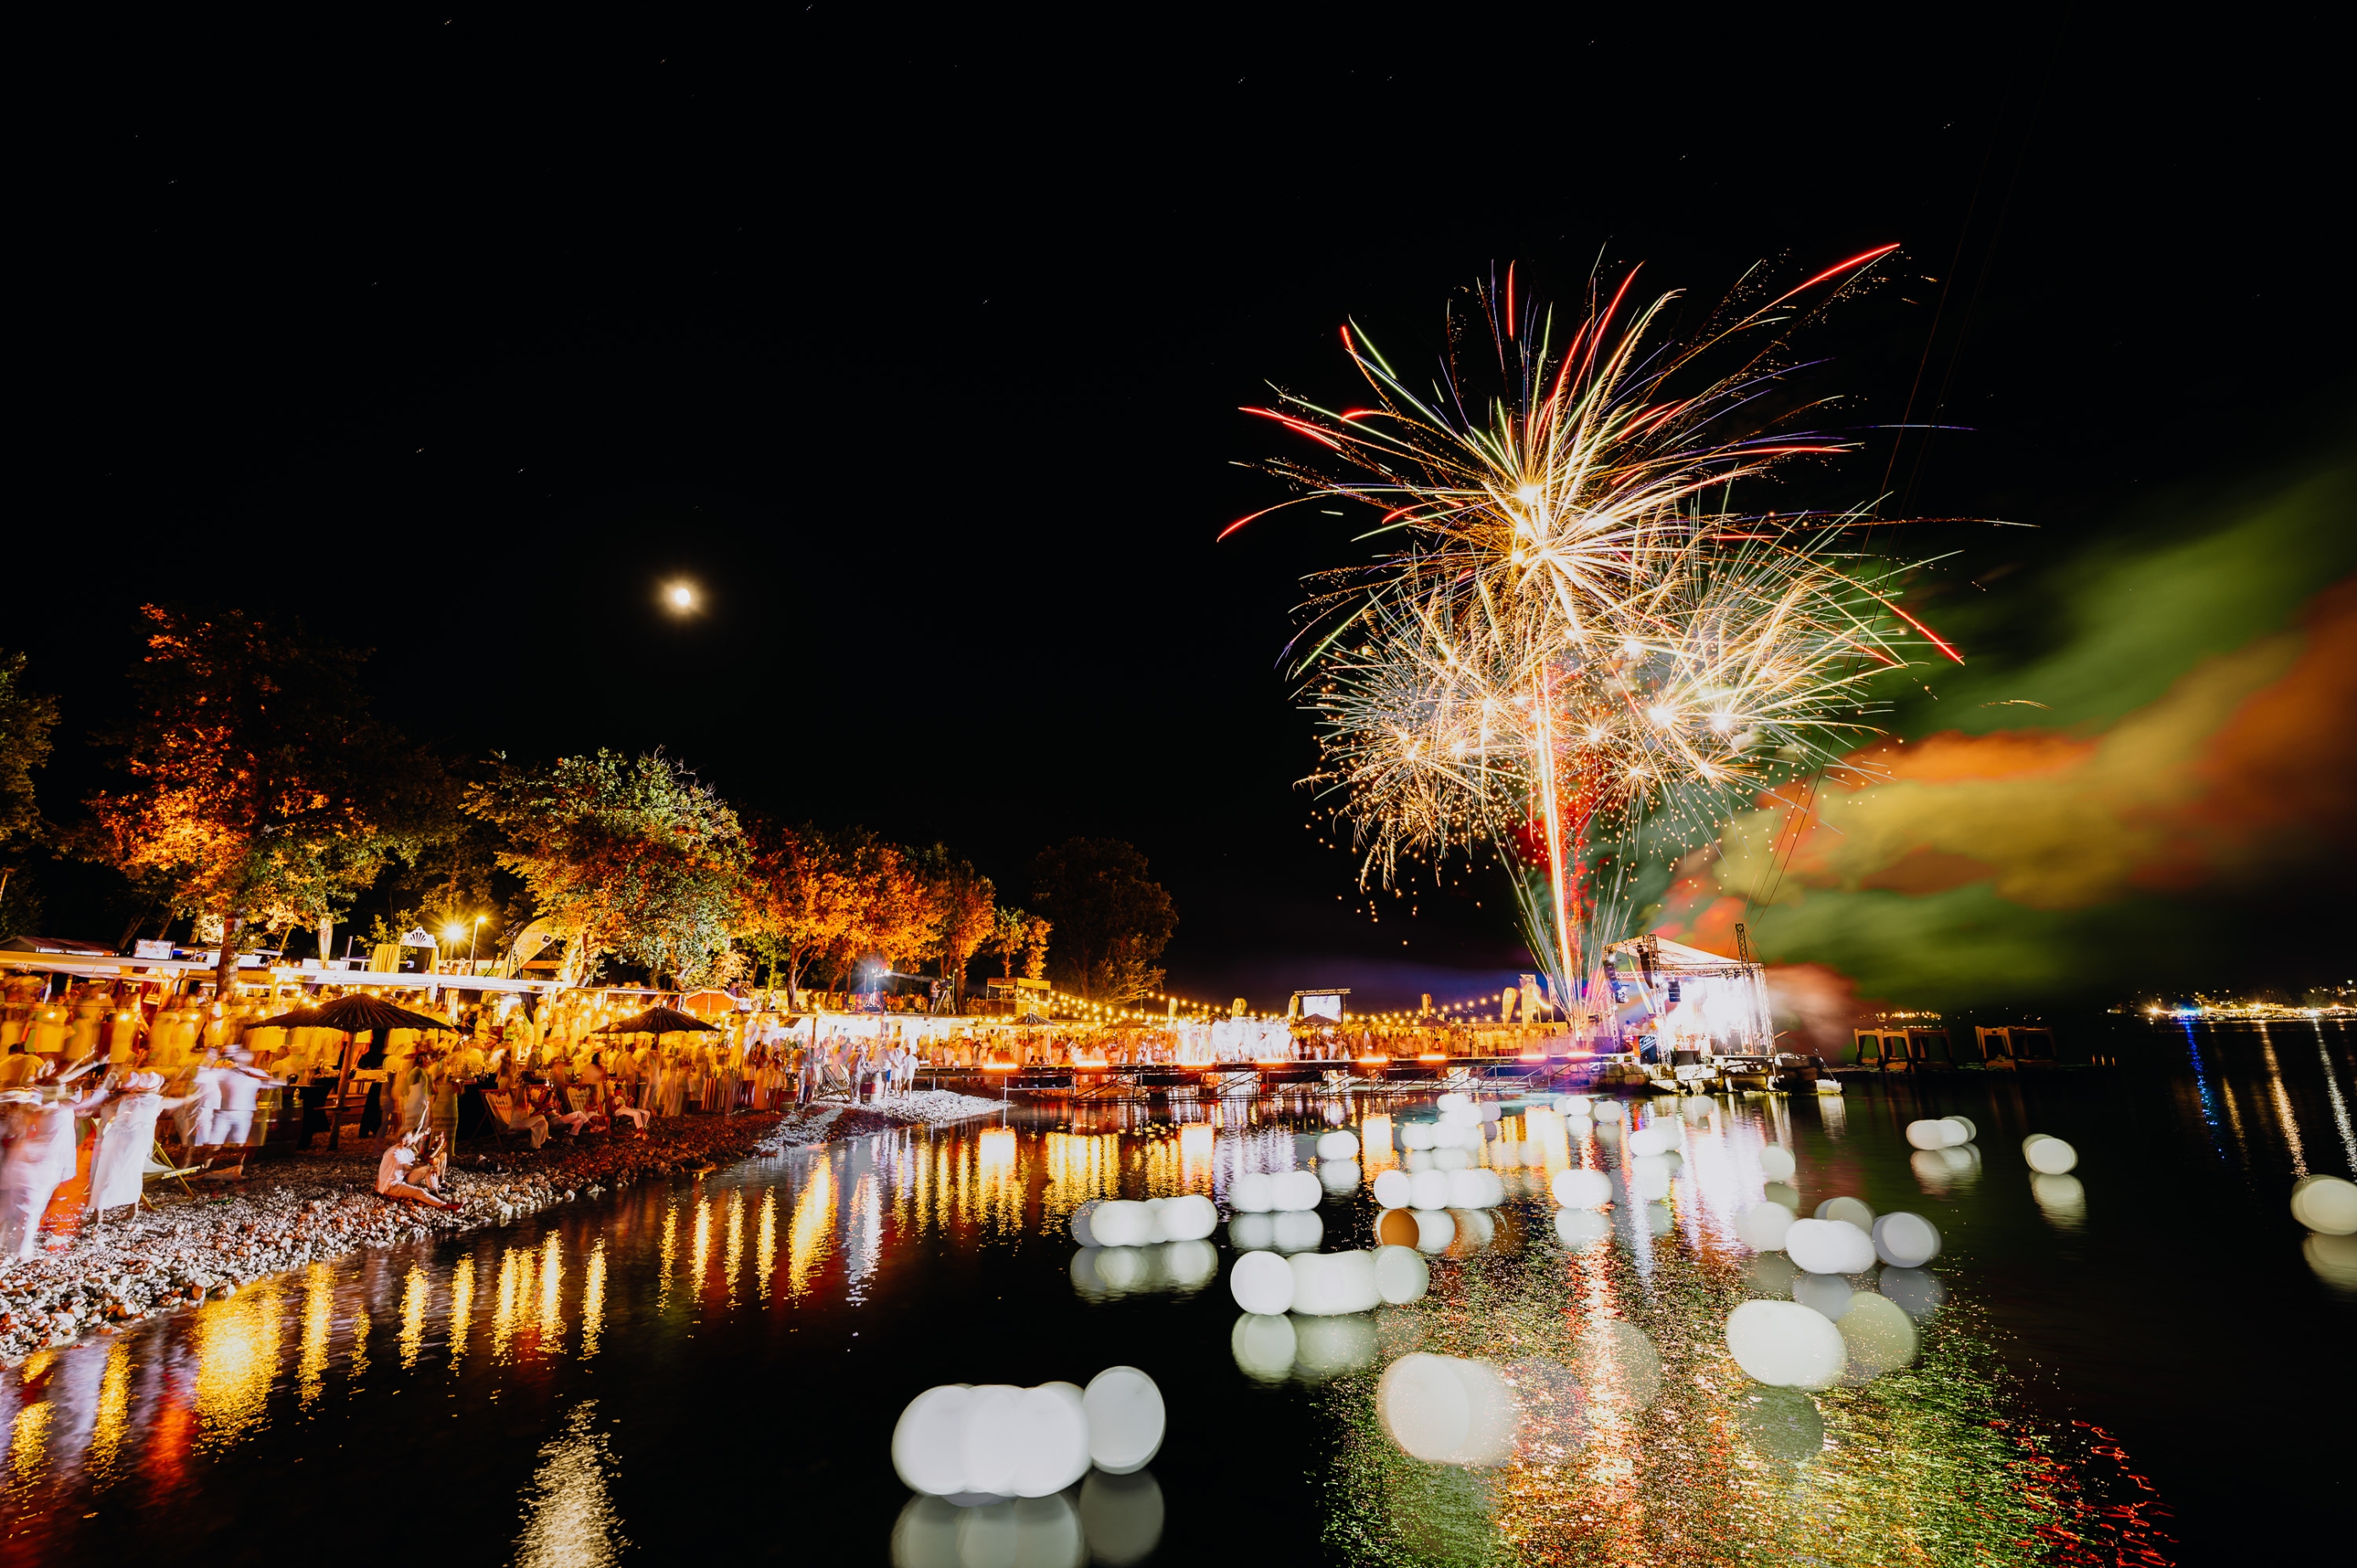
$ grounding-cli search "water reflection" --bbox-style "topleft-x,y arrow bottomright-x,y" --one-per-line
514,1400 -> 625,1568
0,1035 -> 2346,1564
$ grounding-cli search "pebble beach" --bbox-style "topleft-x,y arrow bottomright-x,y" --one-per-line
0,1088 -> 1001,1365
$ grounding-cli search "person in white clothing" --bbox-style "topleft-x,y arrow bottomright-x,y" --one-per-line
87,1070 -> 191,1226
208,1048 -> 277,1151
376,1126 -> 456,1209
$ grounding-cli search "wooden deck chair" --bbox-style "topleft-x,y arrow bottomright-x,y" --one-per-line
483,1090 -> 528,1145
143,1138 -> 205,1199
604,1084 -> 650,1132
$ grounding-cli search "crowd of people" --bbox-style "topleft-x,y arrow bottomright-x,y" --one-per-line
0,980 -> 949,1260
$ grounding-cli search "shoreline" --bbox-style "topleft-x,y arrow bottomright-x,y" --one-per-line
0,1089 -> 1002,1366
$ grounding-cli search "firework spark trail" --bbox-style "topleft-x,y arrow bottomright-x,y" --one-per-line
1246,256 -> 1957,1011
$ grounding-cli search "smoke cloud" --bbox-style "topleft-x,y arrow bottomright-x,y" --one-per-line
1648,462 -> 2357,1012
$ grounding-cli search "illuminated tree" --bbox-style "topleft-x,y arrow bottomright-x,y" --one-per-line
465,749 -> 745,989
1022,915 -> 1052,981
915,847 -> 994,1010
988,905 -> 1030,978
82,606 -> 432,998
736,819 -> 859,1002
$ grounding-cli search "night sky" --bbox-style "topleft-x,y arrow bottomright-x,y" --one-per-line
16,14 -> 2352,1016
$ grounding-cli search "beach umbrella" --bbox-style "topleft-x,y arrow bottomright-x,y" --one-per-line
297,994 -> 460,1149
250,1005 -> 327,1030
594,1005 -> 718,1036
678,989 -> 738,1017
306,994 -> 460,1034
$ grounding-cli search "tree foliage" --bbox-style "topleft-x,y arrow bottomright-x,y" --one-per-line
0,648 -> 59,855
81,606 -> 435,993
915,847 -> 994,1009
736,819 -> 859,998
1030,837 -> 1175,1002
465,748 -> 745,988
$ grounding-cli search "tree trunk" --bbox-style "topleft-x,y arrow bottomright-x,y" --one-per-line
214,906 -> 244,1005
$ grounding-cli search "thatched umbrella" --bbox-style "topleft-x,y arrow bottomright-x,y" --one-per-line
595,1005 -> 719,1037
289,994 -> 461,1150
593,1006 -> 719,1116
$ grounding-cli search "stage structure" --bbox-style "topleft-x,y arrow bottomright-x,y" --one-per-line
1593,935 -> 1772,1056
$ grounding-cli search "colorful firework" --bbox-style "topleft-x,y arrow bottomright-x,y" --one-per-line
1240,255 -> 1958,1018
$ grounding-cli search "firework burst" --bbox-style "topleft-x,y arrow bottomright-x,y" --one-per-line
1240,254 -> 1957,1022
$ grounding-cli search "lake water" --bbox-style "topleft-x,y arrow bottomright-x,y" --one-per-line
3,1019 -> 2350,1565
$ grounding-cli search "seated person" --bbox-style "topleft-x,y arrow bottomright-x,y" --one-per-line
377,1128 -> 457,1210
528,1078 -> 598,1136
602,1076 -> 650,1132
484,1087 -> 551,1149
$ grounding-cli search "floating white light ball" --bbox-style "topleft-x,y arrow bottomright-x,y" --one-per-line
1905,1119 -> 1959,1151
1230,1172 -> 1275,1213
1758,1145 -> 1797,1182
1724,1300 -> 1848,1390
893,1385 -> 976,1496
1736,1201 -> 1795,1252
1814,1196 -> 1876,1231
2023,1134 -> 2078,1173
2024,1137 -> 2078,1175
1592,1100 -> 1626,1123
1229,1250 -> 1295,1315
1070,1199 -> 1103,1247
1872,1212 -> 1942,1268
1090,1201 -> 1154,1249
1552,1168 -> 1612,1208
1940,1114 -> 1977,1142
1083,1366 -> 1165,1476
1008,1382 -> 1094,1497
2292,1174 -> 2357,1235
1626,1126 -> 1673,1157
1316,1129 -> 1361,1161
1372,1169 -> 1413,1210
1319,1159 -> 1362,1196
1155,1194 -> 1218,1242
1408,1170 -> 1451,1211
1272,1171 -> 1323,1212
958,1385 -> 1027,1496
1784,1218 -> 1875,1275
1290,1249 -> 1381,1316
1401,1123 -> 1437,1151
